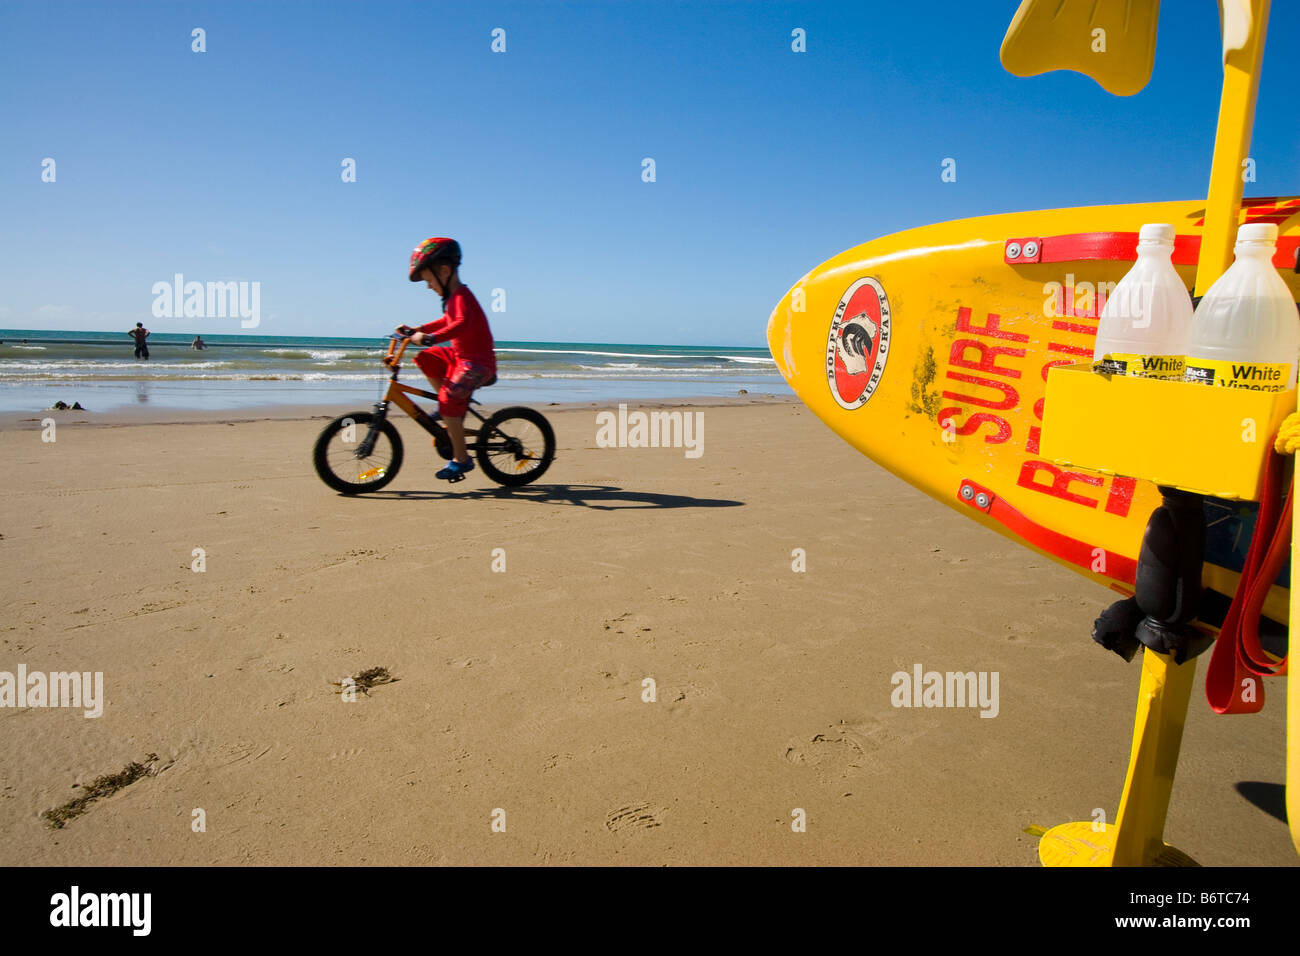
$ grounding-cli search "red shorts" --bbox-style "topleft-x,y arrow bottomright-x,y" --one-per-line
412,346 -> 495,417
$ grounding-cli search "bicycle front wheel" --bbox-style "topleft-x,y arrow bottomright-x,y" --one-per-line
313,411 -> 404,494
475,407 -> 555,486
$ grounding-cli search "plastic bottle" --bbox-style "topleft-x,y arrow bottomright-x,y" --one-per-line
1184,223 -> 1299,391
1093,223 -> 1193,380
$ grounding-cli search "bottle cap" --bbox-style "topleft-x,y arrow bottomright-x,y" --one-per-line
1138,223 -> 1175,242
1237,222 -> 1279,243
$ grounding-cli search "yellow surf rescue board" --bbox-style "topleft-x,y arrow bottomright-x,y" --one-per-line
767,196 -> 1300,629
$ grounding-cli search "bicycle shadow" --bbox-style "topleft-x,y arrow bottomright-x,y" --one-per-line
356,483 -> 743,510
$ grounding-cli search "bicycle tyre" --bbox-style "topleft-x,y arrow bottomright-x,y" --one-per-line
313,411 -> 404,494
475,406 -> 556,487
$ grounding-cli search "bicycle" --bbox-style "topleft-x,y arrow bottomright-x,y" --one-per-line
313,335 -> 556,493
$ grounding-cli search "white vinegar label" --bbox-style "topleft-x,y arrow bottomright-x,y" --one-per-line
1183,359 -> 1290,391
1092,352 -> 1184,380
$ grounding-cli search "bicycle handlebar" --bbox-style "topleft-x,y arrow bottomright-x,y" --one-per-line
383,335 -> 411,370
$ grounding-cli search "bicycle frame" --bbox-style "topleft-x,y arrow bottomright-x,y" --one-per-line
357,336 -> 490,457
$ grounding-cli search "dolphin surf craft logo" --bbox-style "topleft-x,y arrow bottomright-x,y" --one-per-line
827,277 -> 891,409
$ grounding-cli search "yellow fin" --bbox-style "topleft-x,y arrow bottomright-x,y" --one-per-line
1000,0 -> 1161,97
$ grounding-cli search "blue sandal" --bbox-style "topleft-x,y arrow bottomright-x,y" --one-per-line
436,458 -> 475,482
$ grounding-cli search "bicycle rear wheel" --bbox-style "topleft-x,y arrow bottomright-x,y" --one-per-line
313,411 -> 404,494
475,406 -> 555,486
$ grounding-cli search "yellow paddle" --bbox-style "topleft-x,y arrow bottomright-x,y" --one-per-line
1000,0 -> 1161,97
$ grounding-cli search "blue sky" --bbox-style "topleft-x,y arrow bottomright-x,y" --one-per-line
1,0 -> 1297,346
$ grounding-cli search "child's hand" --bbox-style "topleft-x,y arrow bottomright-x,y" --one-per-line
395,324 -> 416,337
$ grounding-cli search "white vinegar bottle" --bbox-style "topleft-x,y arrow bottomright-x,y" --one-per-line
1184,222 -> 1299,391
1093,223 -> 1193,379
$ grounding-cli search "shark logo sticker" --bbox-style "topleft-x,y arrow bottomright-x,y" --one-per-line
827,277 -> 891,409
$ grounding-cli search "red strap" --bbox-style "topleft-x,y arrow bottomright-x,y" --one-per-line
956,479 -> 1137,584
1206,453 -> 1288,713
1010,231 -> 1300,271
1240,482 -> 1291,676
1039,232 -> 1205,266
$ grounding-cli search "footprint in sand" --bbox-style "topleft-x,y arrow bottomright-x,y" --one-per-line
211,741 -> 279,769
605,803 -> 666,831
998,621 -> 1071,659
782,718 -> 891,780
602,611 -> 636,634
661,680 -> 721,711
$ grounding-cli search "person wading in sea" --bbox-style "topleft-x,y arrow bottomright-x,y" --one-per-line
128,322 -> 150,360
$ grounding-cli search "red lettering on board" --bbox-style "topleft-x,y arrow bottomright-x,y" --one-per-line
1040,359 -> 1075,382
942,371 -> 1019,411
1026,425 -> 1041,455
1017,460 -> 1103,507
955,308 -> 1030,343
1051,320 -> 1098,336
1048,342 -> 1094,358
949,339 -> 1025,378
938,406 -> 1013,444
1194,197 -> 1300,228
1105,476 -> 1137,517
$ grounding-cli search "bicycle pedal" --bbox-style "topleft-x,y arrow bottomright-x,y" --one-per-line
445,472 -> 466,484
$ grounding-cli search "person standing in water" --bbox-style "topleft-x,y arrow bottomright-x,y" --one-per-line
128,322 -> 150,359
191,335 -> 206,350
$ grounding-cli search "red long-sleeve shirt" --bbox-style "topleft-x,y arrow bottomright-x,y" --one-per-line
419,286 -> 496,369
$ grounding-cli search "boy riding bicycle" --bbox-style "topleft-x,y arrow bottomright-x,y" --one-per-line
396,237 -> 497,482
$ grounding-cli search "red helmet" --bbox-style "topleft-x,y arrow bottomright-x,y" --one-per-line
409,237 -> 462,281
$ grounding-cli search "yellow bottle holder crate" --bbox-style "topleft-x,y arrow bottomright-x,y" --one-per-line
1041,363 -> 1296,502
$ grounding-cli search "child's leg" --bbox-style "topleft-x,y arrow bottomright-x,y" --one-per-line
412,346 -> 454,392
437,363 -> 493,464
444,416 -> 469,462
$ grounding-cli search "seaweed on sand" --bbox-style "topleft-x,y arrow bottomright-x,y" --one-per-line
41,753 -> 162,829
331,666 -> 398,696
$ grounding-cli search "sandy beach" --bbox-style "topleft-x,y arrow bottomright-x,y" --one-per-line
0,398 -> 1293,866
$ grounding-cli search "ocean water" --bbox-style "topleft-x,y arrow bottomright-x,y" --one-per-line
0,330 -> 786,413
